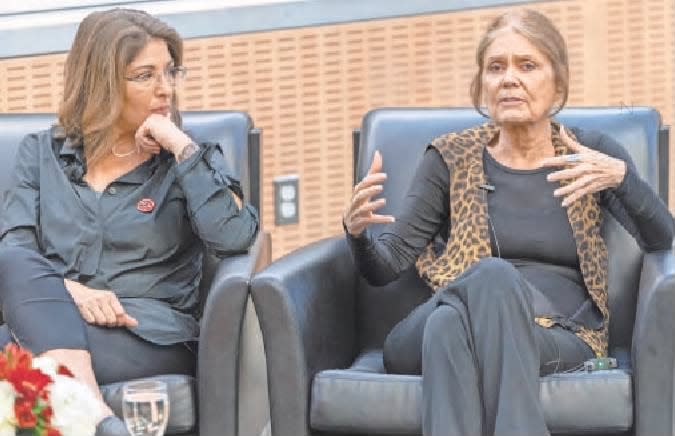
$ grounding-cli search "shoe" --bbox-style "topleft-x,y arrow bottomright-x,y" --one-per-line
95,416 -> 130,436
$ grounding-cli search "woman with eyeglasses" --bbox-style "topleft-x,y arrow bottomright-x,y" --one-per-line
0,9 -> 258,436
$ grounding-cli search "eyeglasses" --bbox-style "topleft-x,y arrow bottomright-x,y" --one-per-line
125,65 -> 187,87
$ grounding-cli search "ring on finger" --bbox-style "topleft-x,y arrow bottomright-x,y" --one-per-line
565,153 -> 582,163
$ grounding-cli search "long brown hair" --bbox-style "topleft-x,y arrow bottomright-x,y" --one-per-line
58,9 -> 183,167
470,9 -> 569,118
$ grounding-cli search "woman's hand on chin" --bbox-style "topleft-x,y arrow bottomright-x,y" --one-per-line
541,125 -> 627,207
134,113 -> 192,157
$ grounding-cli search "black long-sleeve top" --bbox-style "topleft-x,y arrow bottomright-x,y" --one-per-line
348,128 -> 673,328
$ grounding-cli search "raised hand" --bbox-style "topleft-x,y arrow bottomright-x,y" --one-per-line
540,126 -> 626,207
64,279 -> 138,328
343,150 -> 395,236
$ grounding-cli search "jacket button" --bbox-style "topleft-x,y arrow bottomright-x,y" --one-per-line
108,186 -> 117,195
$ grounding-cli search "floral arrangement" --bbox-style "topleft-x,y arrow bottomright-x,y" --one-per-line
0,344 -> 101,436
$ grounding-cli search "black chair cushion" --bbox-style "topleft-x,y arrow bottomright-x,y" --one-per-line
310,351 -> 632,435
101,374 -> 196,434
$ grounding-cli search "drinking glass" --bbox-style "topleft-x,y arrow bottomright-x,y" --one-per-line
122,380 -> 170,436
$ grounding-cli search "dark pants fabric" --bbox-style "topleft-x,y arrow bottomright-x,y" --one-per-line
0,246 -> 194,385
383,258 -> 594,436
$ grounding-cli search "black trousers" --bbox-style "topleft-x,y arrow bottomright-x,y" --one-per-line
0,246 -> 194,385
384,258 -> 594,436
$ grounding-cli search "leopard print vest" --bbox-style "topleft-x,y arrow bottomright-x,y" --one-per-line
414,122 -> 609,356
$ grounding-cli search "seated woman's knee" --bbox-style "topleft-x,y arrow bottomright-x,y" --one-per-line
0,246 -> 44,277
423,305 -> 464,350
471,257 -> 518,280
468,258 -> 530,304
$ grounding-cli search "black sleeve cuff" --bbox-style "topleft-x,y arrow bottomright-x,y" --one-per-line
614,164 -> 637,199
343,220 -> 372,249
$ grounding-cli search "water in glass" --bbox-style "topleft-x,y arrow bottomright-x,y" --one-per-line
123,380 -> 170,436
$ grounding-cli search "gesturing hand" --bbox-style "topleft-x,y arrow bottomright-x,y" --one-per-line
343,150 -> 395,236
540,126 -> 626,207
64,279 -> 138,328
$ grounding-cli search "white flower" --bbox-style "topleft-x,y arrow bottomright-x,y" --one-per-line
0,381 -> 14,436
50,375 -> 101,436
32,356 -> 59,377
0,421 -> 14,436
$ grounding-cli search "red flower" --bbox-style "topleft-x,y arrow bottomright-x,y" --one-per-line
41,405 -> 54,421
4,343 -> 33,371
14,398 -> 38,428
0,344 -> 93,434
56,364 -> 74,378
7,366 -> 52,401
0,353 -> 7,379
45,428 -> 62,436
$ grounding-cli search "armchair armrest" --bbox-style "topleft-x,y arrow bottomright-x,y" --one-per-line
251,236 -> 358,436
198,231 -> 271,436
632,249 -> 675,436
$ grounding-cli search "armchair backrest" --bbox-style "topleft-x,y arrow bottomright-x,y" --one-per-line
0,111 -> 261,307
354,106 -> 669,355
0,114 -> 56,192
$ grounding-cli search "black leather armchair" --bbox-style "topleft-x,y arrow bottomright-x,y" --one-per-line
0,111 -> 271,436
251,107 -> 675,436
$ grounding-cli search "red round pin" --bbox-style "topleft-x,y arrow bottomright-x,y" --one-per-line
137,198 -> 156,213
